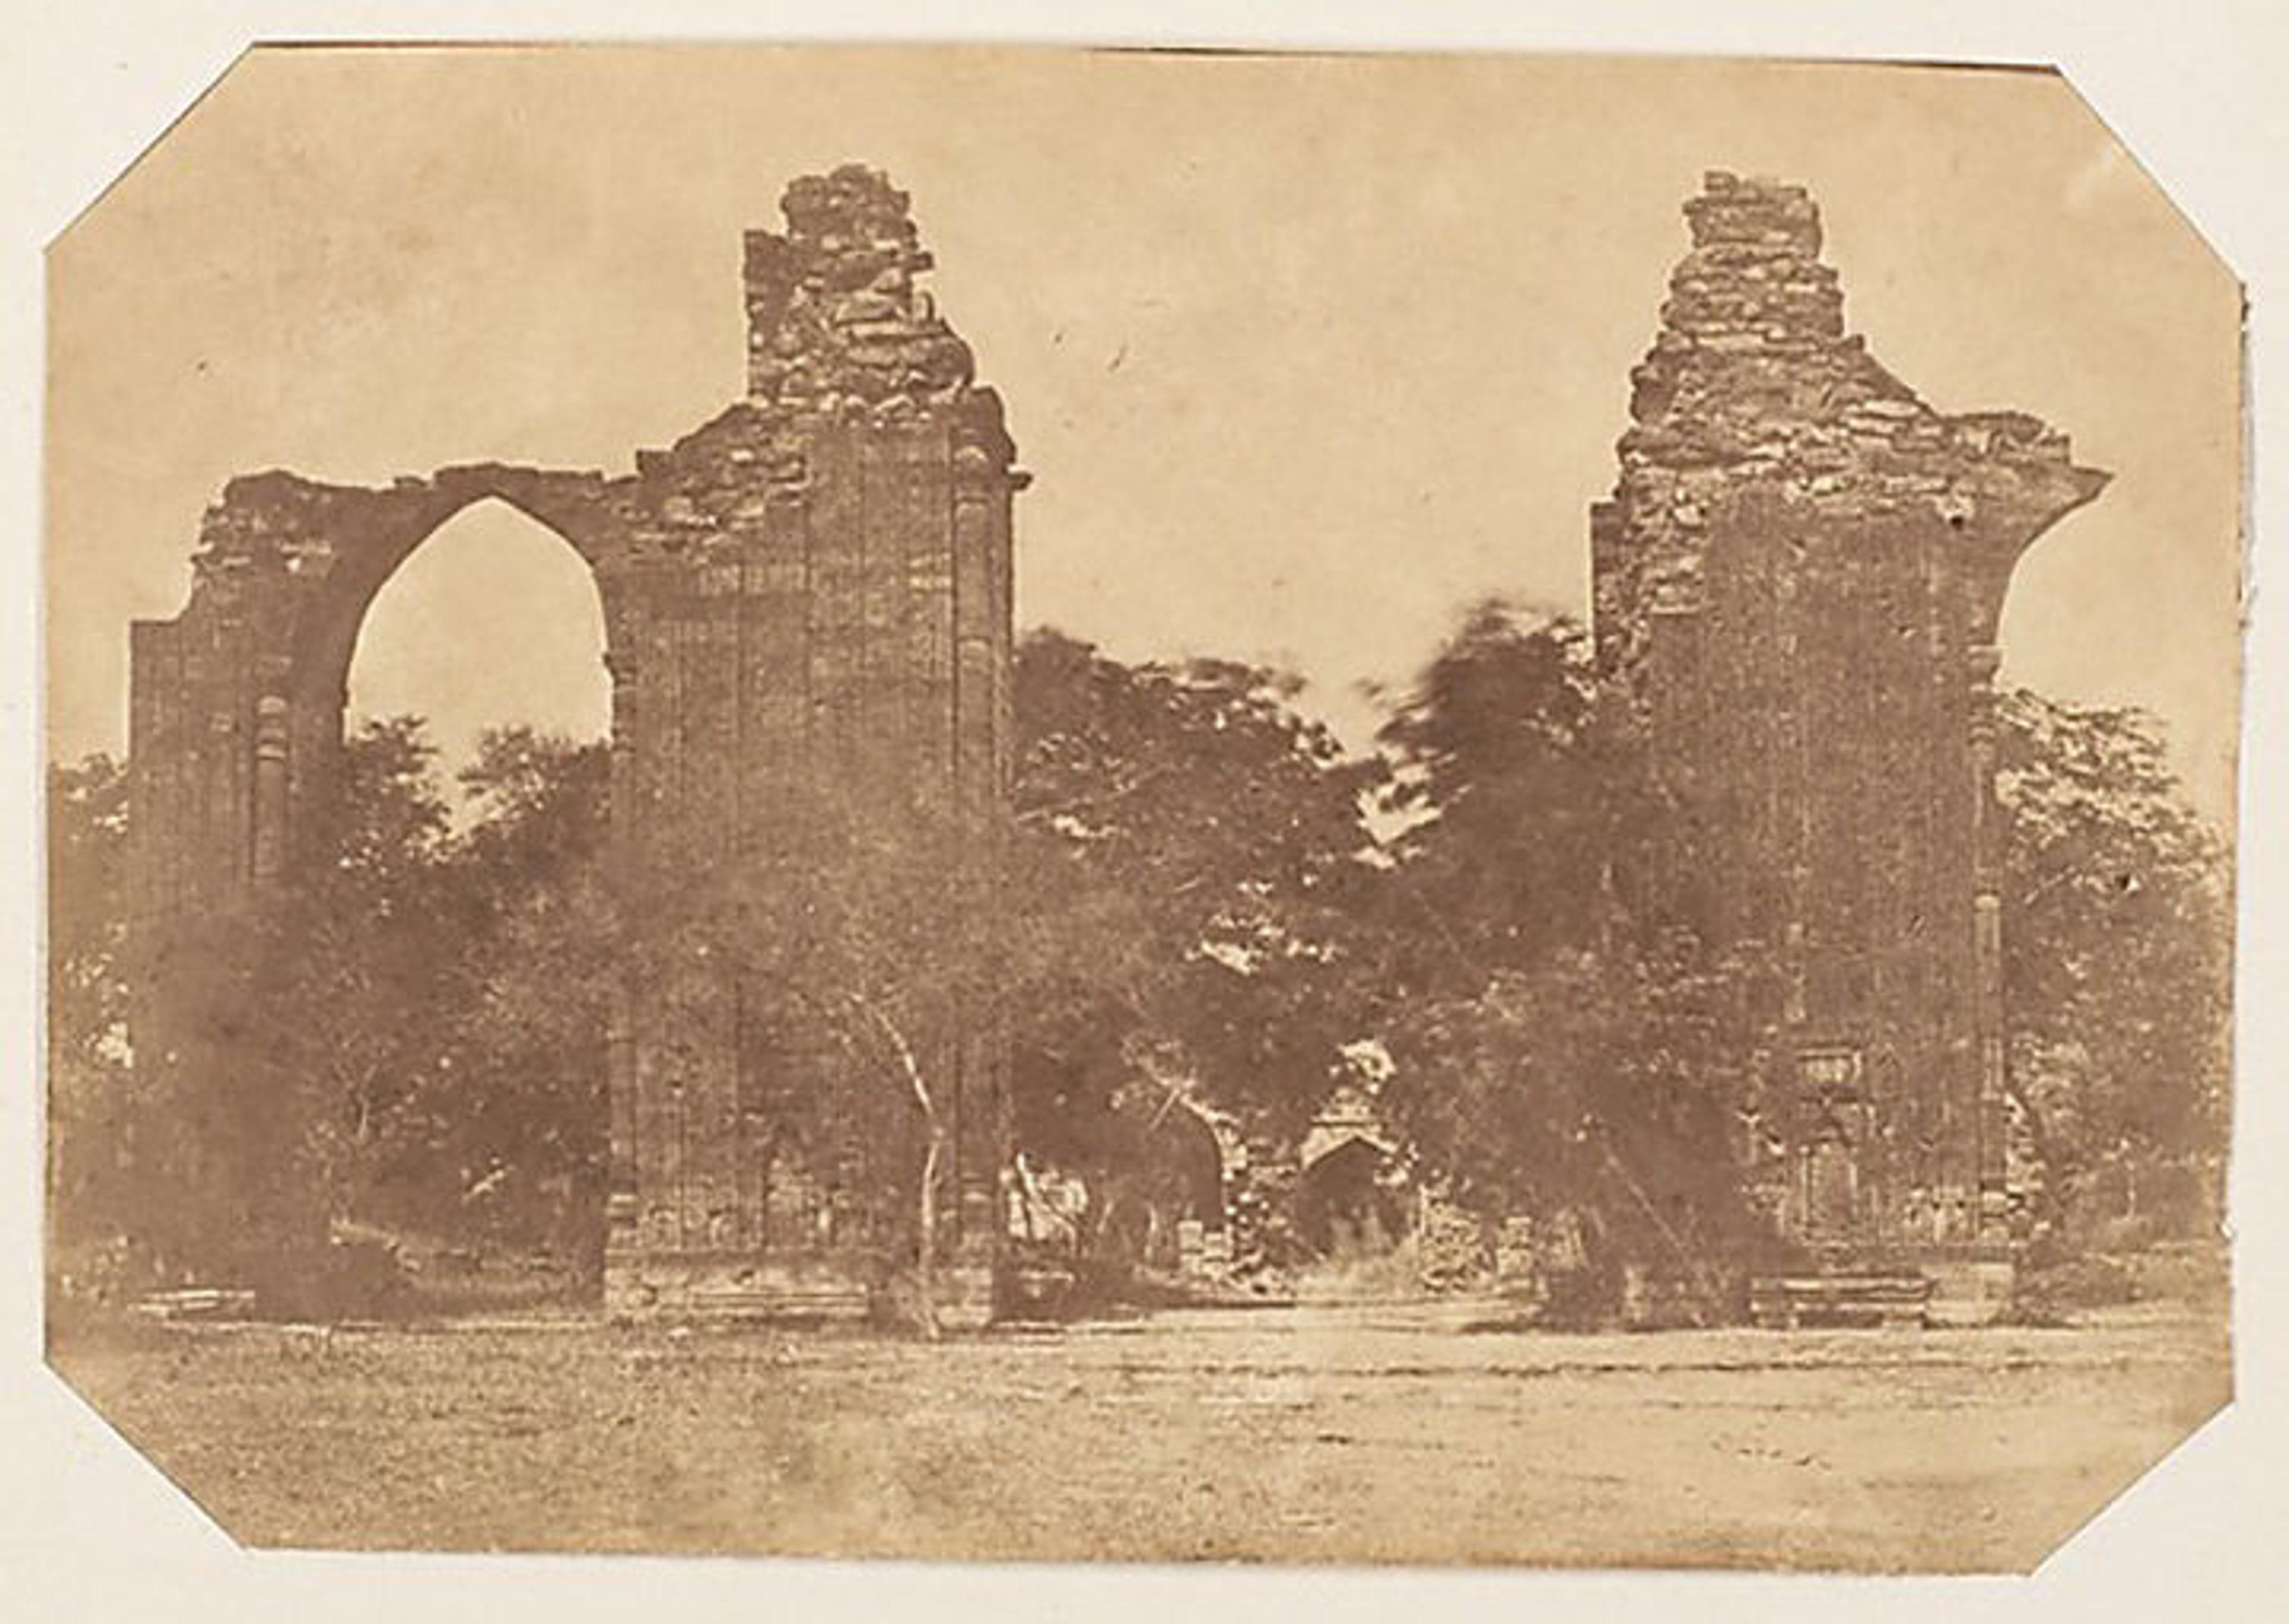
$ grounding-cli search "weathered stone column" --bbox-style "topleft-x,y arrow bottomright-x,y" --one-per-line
1965,642 -> 2011,1246
951,439 -> 1001,824
249,693 -> 291,893
603,644 -> 641,1258
948,430 -> 1006,1287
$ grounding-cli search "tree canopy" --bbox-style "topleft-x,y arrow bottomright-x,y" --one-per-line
1010,629 -> 1391,1162
45,611 -> 2235,1318
1367,601 -> 1778,1291
1996,688 -> 2233,1243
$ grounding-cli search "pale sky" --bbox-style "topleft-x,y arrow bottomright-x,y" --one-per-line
45,46 -> 2244,817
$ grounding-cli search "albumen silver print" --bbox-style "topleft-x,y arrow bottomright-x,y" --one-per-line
38,44 -> 2243,1573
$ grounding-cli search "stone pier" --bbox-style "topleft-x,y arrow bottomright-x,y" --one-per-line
126,166 -> 1025,1321
1591,173 -> 2107,1321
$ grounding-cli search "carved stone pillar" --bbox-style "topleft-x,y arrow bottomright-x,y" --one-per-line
1965,642 -> 2011,1244
603,644 -> 641,1255
249,694 -> 291,893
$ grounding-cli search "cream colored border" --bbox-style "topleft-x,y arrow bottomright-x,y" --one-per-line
4,5 -> 2282,1618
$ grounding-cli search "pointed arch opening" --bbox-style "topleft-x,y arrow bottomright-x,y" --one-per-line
345,497 -> 611,815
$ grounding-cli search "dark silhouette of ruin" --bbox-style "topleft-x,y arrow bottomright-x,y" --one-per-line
1593,173 -> 2108,1322
125,166 -> 1025,1320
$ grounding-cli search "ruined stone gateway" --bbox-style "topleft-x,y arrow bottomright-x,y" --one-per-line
125,166 -> 1025,1321
1594,173 -> 2109,1322
123,160 -> 2108,1329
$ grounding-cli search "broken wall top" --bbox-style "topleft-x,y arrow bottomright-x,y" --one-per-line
743,163 -> 982,421
154,165 -> 1018,628
1596,170 -> 2108,657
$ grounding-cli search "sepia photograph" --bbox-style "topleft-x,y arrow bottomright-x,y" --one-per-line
17,23 -> 2273,1600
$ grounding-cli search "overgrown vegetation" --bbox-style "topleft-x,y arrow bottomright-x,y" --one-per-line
1995,689 -> 2234,1251
45,608 -> 2234,1324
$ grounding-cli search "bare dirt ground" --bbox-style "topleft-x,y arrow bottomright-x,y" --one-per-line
47,1298 -> 2229,1572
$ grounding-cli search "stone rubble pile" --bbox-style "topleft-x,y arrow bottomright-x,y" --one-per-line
744,163 -> 979,423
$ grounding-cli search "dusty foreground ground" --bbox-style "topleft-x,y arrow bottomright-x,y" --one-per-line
50,1299 -> 2228,1571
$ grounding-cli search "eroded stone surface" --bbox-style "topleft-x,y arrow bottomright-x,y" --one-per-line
1593,173 -> 2107,1302
126,168 -> 1023,1318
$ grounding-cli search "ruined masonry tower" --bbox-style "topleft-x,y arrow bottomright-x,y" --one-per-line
125,167 -> 1024,1320
1592,173 -> 2107,1319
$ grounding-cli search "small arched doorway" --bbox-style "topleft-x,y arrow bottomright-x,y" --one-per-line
1295,1135 -> 1407,1262
1095,1092 -> 1230,1275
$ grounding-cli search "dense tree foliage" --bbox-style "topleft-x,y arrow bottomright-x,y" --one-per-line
1372,601 -> 1618,979
45,721 -> 616,1308
45,754 -> 132,1248
264,718 -> 467,1243
45,722 -> 460,1302
44,612 -> 2234,1319
1380,943 -> 1784,1306
1370,605 -> 2235,1280
1996,690 -> 2233,1243
46,635 -> 1394,1314
370,728 -> 618,1270
1009,630 -> 1391,1253
1368,601 -> 1775,1293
